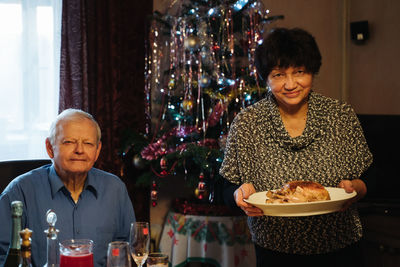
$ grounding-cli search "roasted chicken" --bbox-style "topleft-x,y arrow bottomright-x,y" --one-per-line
266,180 -> 331,203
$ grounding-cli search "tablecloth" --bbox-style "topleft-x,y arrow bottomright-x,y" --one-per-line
159,211 -> 256,267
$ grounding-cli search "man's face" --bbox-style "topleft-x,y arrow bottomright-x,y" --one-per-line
46,118 -> 101,177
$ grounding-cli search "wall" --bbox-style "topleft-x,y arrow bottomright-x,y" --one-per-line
260,0 -> 347,102
348,0 -> 400,114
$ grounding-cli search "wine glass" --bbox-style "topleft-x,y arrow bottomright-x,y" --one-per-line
107,241 -> 131,267
130,222 -> 150,267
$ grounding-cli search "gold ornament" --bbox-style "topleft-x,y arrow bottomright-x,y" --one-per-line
194,188 -> 200,197
194,188 -> 209,200
182,99 -> 194,111
184,35 -> 200,51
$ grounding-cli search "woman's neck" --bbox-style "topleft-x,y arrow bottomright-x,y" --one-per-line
278,101 -> 309,138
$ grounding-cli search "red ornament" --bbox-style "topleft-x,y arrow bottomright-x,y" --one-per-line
212,45 -> 220,51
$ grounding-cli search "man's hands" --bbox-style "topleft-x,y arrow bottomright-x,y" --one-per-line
234,183 -> 264,217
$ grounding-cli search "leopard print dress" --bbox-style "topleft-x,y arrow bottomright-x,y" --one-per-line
220,91 -> 372,254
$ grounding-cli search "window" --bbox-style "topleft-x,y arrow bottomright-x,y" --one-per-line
0,0 -> 62,160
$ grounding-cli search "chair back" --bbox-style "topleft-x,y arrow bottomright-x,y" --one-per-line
0,159 -> 52,193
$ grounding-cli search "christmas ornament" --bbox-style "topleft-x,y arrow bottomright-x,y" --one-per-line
196,172 -> 207,200
168,78 -> 176,89
199,74 -> 211,88
160,156 -> 167,169
184,35 -> 200,51
132,154 -> 145,169
194,188 -> 209,200
200,47 -> 212,66
150,181 -> 158,207
160,142 -> 167,153
182,99 -> 194,112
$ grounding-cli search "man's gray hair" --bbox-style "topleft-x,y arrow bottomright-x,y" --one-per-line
48,108 -> 102,145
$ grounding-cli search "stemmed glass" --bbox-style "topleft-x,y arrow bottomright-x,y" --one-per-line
130,222 -> 150,267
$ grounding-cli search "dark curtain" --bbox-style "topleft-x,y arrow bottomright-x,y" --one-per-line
59,0 -> 153,221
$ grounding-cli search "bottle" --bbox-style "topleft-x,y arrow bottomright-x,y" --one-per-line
18,228 -> 33,267
4,200 -> 23,267
43,210 -> 59,267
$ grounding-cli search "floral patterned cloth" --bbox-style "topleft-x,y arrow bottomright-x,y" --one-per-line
159,211 -> 256,267
220,91 -> 373,254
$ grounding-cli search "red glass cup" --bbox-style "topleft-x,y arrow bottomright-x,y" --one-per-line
59,239 -> 94,267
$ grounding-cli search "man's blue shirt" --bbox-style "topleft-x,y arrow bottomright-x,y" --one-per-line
0,164 -> 135,267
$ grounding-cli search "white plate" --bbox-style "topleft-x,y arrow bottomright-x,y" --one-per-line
244,187 -> 357,217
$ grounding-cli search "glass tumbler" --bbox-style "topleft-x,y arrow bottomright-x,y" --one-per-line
107,241 -> 131,267
146,253 -> 168,267
59,239 -> 94,267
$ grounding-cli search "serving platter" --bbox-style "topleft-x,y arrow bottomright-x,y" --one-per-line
244,187 -> 357,217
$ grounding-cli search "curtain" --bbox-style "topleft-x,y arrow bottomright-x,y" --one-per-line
59,0 -> 153,220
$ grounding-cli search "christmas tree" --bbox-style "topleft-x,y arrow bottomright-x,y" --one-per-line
122,0 -> 283,207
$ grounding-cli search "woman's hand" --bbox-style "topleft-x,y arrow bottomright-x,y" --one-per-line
234,183 -> 264,217
338,179 -> 367,211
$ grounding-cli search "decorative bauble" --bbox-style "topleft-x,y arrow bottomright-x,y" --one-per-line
194,188 -> 203,199
184,35 -> 200,51
160,142 -> 167,153
168,78 -> 175,89
160,156 -> 167,169
197,181 -> 206,192
200,47 -> 212,66
199,75 -> 211,88
200,47 -> 209,58
132,154 -> 145,169
194,188 -> 209,200
151,189 -> 158,207
212,44 -> 220,51
182,99 -> 194,112
151,181 -> 158,207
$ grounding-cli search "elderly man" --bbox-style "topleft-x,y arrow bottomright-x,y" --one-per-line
0,109 -> 135,267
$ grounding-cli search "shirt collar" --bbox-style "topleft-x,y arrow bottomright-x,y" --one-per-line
48,165 -> 98,199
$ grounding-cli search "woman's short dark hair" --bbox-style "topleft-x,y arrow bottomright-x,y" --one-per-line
255,27 -> 322,81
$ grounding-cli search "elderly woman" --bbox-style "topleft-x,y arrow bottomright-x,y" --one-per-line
220,28 -> 372,266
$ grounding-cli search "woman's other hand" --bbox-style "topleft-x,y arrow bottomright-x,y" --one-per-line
234,183 -> 264,216
338,179 -> 367,211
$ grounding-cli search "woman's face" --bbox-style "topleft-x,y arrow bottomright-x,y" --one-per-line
267,66 -> 313,111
